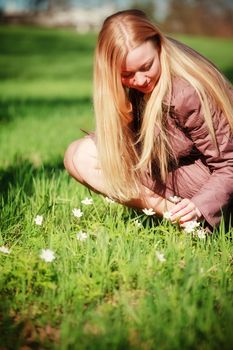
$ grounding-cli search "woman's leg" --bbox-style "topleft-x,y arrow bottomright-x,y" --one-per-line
64,136 -> 174,215
64,136 -> 106,194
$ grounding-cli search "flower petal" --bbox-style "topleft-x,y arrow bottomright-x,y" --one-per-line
142,208 -> 155,216
40,249 -> 55,262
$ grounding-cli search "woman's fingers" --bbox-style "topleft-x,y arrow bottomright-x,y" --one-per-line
170,199 -> 192,221
169,199 -> 202,223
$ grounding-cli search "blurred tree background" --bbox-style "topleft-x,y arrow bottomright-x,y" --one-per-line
28,0 -> 72,11
1,0 -> 233,37
162,0 -> 233,37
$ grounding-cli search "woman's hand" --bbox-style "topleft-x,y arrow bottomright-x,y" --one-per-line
169,198 -> 202,223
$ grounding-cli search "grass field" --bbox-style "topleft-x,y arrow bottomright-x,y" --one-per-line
0,25 -> 233,350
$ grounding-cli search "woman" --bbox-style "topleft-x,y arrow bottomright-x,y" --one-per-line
64,9 -> 233,230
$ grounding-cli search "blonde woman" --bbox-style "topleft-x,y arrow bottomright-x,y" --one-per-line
64,9 -> 233,230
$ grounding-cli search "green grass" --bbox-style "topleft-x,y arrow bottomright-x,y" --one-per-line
0,25 -> 233,350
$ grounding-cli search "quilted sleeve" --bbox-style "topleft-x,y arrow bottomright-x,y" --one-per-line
172,79 -> 233,227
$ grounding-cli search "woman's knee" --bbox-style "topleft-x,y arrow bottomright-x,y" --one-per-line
64,140 -> 83,182
64,137 -> 98,184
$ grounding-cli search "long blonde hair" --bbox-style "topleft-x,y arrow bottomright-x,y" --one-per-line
93,9 -> 233,201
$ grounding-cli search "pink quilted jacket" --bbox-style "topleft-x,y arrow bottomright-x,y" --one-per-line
152,77 -> 233,228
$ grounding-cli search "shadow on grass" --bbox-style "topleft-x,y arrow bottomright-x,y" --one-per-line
0,26 -> 96,56
0,157 -> 65,202
0,306 -> 59,349
0,96 -> 92,124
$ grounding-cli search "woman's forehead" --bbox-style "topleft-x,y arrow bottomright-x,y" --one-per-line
122,41 -> 156,70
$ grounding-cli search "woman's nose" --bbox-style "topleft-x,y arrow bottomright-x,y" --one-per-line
134,73 -> 147,86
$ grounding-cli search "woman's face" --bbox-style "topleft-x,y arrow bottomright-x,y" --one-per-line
121,40 -> 161,94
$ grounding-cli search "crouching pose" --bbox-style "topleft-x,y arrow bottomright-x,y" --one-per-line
64,9 -> 233,230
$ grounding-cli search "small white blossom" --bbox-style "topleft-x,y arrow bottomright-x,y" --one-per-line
197,228 -> 206,239
72,208 -> 83,218
40,249 -> 55,262
81,197 -> 93,205
0,246 -> 10,254
155,251 -> 166,263
169,196 -> 182,204
163,211 -> 172,220
34,215 -> 43,226
105,197 -> 115,204
182,220 -> 200,233
134,219 -> 142,227
76,231 -> 88,241
142,208 -> 155,216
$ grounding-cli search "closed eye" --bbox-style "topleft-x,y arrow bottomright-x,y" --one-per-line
140,60 -> 153,72
121,72 -> 134,78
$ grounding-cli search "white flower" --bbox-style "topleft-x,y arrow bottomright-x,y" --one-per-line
155,251 -> 166,263
134,219 -> 142,227
34,215 -> 43,226
105,197 -> 115,204
142,208 -> 155,216
40,249 -> 55,262
81,197 -> 93,205
0,246 -> 10,254
163,211 -> 172,220
72,208 -> 83,218
182,220 -> 200,233
169,196 -> 182,204
197,228 -> 206,239
76,231 -> 88,241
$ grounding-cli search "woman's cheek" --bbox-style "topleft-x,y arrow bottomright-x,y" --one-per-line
122,78 -> 130,88
121,78 -> 127,87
